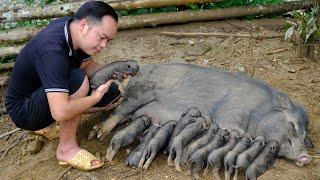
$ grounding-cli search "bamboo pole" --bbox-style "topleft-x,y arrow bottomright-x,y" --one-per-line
0,0 -> 224,23
0,1 -> 311,45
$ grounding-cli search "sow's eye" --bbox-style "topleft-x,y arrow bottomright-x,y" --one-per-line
127,64 -> 131,69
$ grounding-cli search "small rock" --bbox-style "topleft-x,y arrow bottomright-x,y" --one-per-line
185,43 -> 211,56
204,58 -> 214,65
95,152 -> 101,159
310,79 -> 320,83
184,56 -> 197,62
26,137 -> 44,154
235,64 -> 246,74
171,57 -> 185,63
101,156 -> 106,163
288,69 -> 296,73
188,40 -> 195,46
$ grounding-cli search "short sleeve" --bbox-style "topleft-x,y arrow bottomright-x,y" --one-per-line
73,49 -> 91,62
36,50 -> 70,93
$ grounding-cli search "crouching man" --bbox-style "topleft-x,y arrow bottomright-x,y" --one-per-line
5,1 -> 120,171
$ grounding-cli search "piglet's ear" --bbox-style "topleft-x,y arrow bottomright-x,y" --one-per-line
272,92 -> 293,111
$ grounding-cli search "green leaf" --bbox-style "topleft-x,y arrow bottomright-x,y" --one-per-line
307,17 -> 314,26
285,26 -> 295,41
305,25 -> 318,43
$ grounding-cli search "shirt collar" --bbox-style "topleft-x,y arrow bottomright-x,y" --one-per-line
64,18 -> 74,56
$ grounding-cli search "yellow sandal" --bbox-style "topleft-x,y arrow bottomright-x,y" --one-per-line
58,149 -> 104,171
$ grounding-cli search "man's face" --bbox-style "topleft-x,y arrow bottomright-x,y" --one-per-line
79,16 -> 117,56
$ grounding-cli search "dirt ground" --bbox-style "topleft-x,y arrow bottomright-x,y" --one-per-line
0,17 -> 319,180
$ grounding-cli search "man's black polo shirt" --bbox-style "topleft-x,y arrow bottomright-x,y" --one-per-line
5,17 -> 91,123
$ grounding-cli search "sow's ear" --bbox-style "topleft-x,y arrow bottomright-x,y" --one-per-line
272,91 -> 293,111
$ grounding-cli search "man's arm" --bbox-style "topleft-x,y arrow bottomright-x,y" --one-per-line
80,58 -> 101,78
47,79 -> 113,121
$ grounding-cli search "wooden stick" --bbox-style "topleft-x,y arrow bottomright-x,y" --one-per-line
160,31 -> 284,40
310,155 -> 320,159
0,141 -> 19,159
0,0 -> 224,23
0,128 -> 21,139
266,48 -> 288,55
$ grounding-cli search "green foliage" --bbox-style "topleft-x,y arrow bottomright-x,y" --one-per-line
0,56 -> 16,64
203,0 -> 283,9
24,0 -> 35,6
24,0 -> 56,6
117,6 -> 177,16
285,7 -> 320,44
0,18 -> 52,31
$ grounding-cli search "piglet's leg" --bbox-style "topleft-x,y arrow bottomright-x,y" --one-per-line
126,125 -> 159,167
138,121 -> 176,170
105,116 -> 151,161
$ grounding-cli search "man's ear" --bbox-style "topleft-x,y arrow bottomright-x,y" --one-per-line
79,19 -> 89,36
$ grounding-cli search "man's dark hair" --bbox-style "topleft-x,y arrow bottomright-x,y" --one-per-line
74,1 -> 118,23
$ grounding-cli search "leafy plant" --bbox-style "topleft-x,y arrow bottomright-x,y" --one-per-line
285,7 -> 320,44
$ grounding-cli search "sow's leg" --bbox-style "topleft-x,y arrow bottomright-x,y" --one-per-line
90,78 -> 158,141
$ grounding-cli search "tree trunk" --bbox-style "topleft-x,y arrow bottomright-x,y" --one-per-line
0,0 -> 223,23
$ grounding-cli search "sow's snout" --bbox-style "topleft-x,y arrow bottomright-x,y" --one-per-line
296,154 -> 312,167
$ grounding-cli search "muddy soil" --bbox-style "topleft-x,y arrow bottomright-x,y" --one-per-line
0,18 -> 319,180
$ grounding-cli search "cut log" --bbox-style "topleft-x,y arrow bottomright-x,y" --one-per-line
0,0 -> 223,23
0,62 -> 15,70
0,1 -> 312,45
0,45 -> 24,58
118,1 -> 312,29
0,26 -> 43,43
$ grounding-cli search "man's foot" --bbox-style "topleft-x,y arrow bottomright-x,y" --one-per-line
57,147 -> 103,171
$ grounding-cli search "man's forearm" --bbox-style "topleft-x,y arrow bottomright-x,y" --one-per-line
47,92 -> 102,121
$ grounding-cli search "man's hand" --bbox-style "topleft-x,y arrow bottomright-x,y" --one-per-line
92,79 -> 114,100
